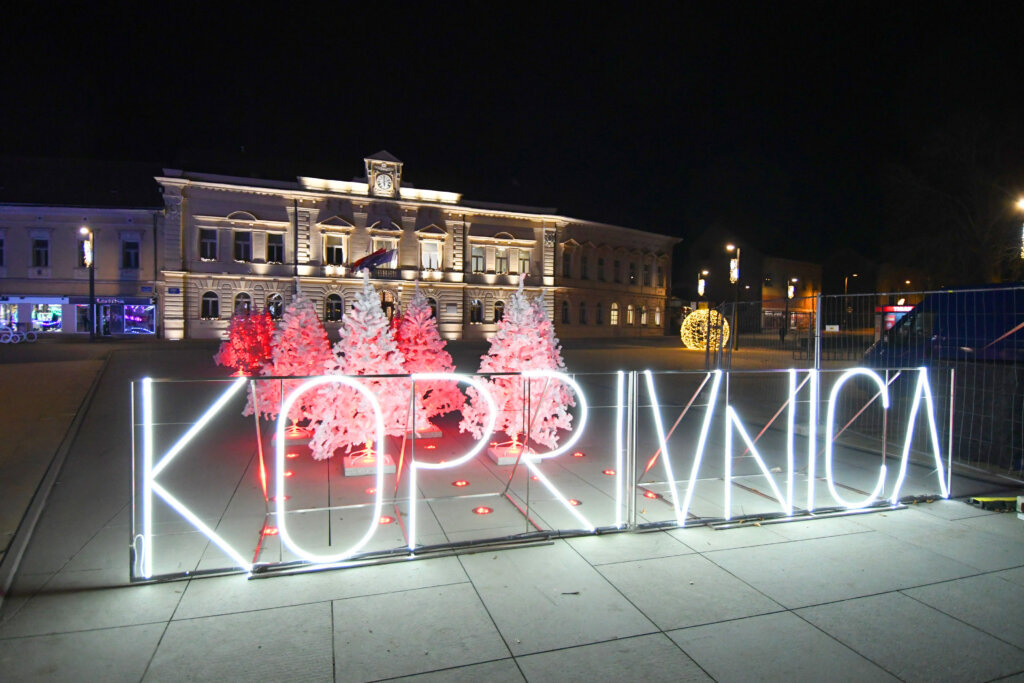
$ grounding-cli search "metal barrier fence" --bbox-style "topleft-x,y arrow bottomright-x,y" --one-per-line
131,367 -> 969,581
711,285 -> 1024,473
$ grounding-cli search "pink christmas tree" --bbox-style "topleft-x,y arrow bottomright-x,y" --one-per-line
308,273 -> 410,460
460,276 -> 575,449
394,285 -> 465,432
214,309 -> 275,375
245,294 -> 333,424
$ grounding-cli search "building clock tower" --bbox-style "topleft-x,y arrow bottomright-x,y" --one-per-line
365,150 -> 403,198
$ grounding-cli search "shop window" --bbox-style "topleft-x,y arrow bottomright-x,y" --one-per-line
596,302 -> 604,325
32,304 -> 62,332
579,301 -> 587,324
122,240 -> 140,269
123,305 -> 156,334
325,294 -> 343,322
469,299 -> 483,323
494,300 -> 505,322
234,292 -> 252,315
421,240 -> 441,270
627,304 -> 635,325
610,302 -> 619,326
267,293 -> 284,319
234,231 -> 252,262
495,247 -> 509,274
471,246 -> 485,273
32,238 -> 49,267
324,235 -> 345,266
200,291 -> 219,319
199,229 -> 218,261
561,300 -> 570,323
267,234 -> 285,264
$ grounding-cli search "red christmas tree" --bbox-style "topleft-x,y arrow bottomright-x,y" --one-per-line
308,273 -> 411,460
460,276 -> 575,449
214,309 -> 275,375
394,285 -> 465,433
245,294 -> 333,423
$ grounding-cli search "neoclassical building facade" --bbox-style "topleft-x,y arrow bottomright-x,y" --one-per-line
158,152 -> 678,341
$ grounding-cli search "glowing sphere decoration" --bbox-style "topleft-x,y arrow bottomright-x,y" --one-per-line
680,309 -> 730,351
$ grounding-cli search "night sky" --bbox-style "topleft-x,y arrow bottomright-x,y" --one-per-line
3,4 -> 1024,266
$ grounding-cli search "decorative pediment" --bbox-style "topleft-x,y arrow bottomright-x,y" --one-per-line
227,211 -> 258,223
318,215 -> 355,232
561,238 -> 581,248
415,223 -> 447,237
367,219 -> 401,234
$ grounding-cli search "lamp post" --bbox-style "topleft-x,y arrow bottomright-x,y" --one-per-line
726,244 -> 740,350
80,226 -> 95,342
781,277 -> 797,344
844,272 -> 858,329
1016,197 -> 1024,260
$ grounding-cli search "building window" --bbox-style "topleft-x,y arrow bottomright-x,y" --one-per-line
267,234 -> 285,264
426,297 -> 438,318
629,263 -> 637,284
641,306 -> 648,325
495,247 -> 509,274
234,231 -> 252,262
372,238 -> 398,267
233,292 -> 252,315
471,246 -> 485,273
610,302 -> 619,326
596,302 -> 604,325
597,258 -> 605,281
579,301 -> 587,324
561,300 -> 570,323
77,238 -> 89,268
613,260 -> 621,283
654,307 -> 661,326
421,240 -> 441,270
494,300 -> 505,322
32,238 -> 49,267
562,250 -> 572,278
324,235 -> 345,266
0,235 -> 4,267
643,264 -> 651,286
657,266 -> 665,287
199,229 -> 217,261
267,293 -> 284,319
581,256 -> 589,280
122,240 -> 140,269
200,291 -> 219,319
518,250 -> 530,275
325,294 -> 343,322
469,299 -> 483,323
627,304 -> 635,325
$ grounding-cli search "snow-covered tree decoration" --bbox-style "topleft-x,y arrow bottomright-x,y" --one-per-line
460,275 -> 575,448
394,284 -> 465,431
245,294 -> 333,422
214,309 -> 275,375
308,273 -> 410,460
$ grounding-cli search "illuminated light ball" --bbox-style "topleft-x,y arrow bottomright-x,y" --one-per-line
284,471 -> 295,478
365,487 -> 377,495
379,515 -> 395,525
264,526 -> 279,536
285,452 -> 300,459
643,490 -> 660,500
572,451 -> 585,458
680,309 -> 730,351
472,506 -> 493,515
452,480 -> 470,487
602,469 -> 616,476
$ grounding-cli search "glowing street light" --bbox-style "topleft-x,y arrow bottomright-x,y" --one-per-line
725,244 -> 740,350
80,226 -> 95,342
1017,197 -> 1024,259
697,269 -> 708,298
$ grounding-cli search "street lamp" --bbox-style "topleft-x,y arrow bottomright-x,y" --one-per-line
781,277 -> 797,343
697,269 -> 708,298
80,226 -> 95,341
843,273 -> 858,329
1016,197 -> 1024,259
726,244 -> 740,350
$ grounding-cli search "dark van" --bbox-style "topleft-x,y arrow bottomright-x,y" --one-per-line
863,285 -> 1024,368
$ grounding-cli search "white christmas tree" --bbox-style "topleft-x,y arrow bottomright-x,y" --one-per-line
460,276 -> 575,449
308,273 -> 410,461
394,285 -> 465,432
245,294 -> 333,425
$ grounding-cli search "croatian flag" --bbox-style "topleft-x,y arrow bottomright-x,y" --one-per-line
351,248 -> 396,272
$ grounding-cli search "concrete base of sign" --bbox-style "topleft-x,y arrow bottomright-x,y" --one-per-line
343,452 -> 397,477
487,443 -> 539,466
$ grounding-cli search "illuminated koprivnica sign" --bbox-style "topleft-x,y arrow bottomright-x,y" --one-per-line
133,367 -> 949,581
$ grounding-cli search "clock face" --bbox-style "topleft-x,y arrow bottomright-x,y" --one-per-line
375,173 -> 393,193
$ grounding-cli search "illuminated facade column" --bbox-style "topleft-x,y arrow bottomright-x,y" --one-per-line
284,204 -> 318,268
542,227 -> 556,286
162,271 -> 186,340
449,215 -> 464,277
160,182 -> 186,270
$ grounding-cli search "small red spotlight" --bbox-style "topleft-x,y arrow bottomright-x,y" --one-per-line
572,451 -> 585,458
263,526 -> 279,536
643,490 -> 660,500
602,469 -> 616,476
425,444 -> 437,450
379,515 -> 394,525
530,475 -> 539,481
270,495 -> 291,502
490,442 -> 498,447
285,452 -> 300,459
452,480 -> 470,487
568,499 -> 581,506
284,471 -> 295,478
365,487 -> 377,495
472,506 -> 493,515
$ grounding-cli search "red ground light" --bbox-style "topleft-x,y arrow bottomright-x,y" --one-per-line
568,499 -> 581,506
365,488 -> 377,495
643,490 -> 660,499
286,452 -> 301,459
573,451 -> 585,458
264,526 -> 279,536
270,495 -> 290,502
602,469 -> 616,475
379,516 -> 395,524
472,506 -> 493,515
284,471 -> 294,477
452,480 -> 470,487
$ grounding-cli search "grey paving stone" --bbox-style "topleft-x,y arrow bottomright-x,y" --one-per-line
995,566 -> 1024,588
333,583 -> 509,681
0,622 -> 164,683
669,522 -> 791,552
565,529 -> 693,565
903,573 -> 1024,648
458,541 -> 655,656
398,658 -> 525,682
596,553 -> 783,630
516,632 -> 710,682
908,498 -> 994,521
145,601 -> 332,682
798,592 -> 1024,682
706,530 -> 976,609
669,610 -> 896,682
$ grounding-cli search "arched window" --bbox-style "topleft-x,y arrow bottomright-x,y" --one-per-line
266,293 -> 284,320
579,301 -> 587,324
640,305 -> 648,325
325,294 -> 343,322
200,291 -> 219,320
427,297 -> 438,318
626,304 -> 635,326
494,300 -> 505,322
470,299 -> 483,323
561,300 -> 570,324
595,302 -> 604,325
654,307 -> 661,326
610,302 -> 619,326
234,292 -> 252,315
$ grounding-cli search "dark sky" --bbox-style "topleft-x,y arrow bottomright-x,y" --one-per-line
3,3 -> 1024,262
